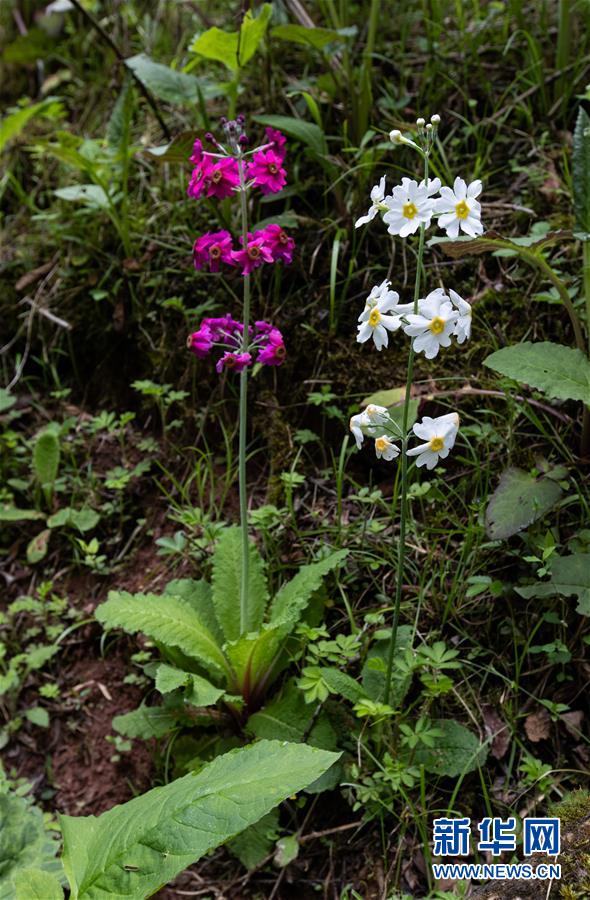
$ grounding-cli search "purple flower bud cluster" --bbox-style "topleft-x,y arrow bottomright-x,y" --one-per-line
187,315 -> 286,374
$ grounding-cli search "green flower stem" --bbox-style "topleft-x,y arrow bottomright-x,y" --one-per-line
383,154 -> 429,705
583,241 -> 590,357
238,156 -> 250,635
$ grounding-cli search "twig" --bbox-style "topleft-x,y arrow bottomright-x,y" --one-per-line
68,0 -> 171,141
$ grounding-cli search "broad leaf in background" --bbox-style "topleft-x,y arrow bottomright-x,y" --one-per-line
413,719 -> 488,777
573,107 -> 590,236
228,809 -> 280,869
0,97 -> 63,154
145,131 -> 200,164
516,553 -> 590,616
113,704 -> 184,740
485,467 -> 564,540
60,740 -> 339,899
484,342 -> 590,405
253,114 -> 328,157
32,429 -> 60,502
0,794 -> 62,899
189,5 -> 272,72
125,54 -> 218,105
270,24 -> 347,50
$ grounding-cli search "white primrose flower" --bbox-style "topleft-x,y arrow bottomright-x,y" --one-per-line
357,285 -> 408,351
420,176 -> 442,197
403,289 -> 459,359
375,436 -> 400,461
407,412 -> 460,469
349,404 -> 390,449
449,289 -> 472,344
355,176 -> 388,228
434,177 -> 483,239
382,178 -> 435,237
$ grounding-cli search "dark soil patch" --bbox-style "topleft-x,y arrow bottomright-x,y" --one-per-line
50,653 -> 153,816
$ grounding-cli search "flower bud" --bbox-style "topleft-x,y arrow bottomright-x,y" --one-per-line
425,122 -> 433,131
416,117 -> 425,127
431,114 -> 441,125
389,129 -> 402,143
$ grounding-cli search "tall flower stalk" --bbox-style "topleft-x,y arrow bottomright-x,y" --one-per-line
352,114 -> 480,706
186,118 -> 294,635
237,154 -> 251,631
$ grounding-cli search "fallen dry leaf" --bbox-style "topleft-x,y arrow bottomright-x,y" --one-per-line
524,708 -> 551,742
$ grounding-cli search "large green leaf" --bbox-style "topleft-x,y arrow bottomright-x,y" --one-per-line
125,54 -> 215,105
211,527 -> 269,642
253,114 -> 328,156
573,107 -> 590,235
189,5 -> 272,72
0,794 -> 61,899
95,591 -> 228,679
144,131 -> 200,164
60,740 -> 339,899
269,550 -> 348,628
13,868 -> 63,900
320,668 -> 365,703
413,719 -> 488,777
484,342 -> 590,404
485,467 -> 563,540
54,185 -> 110,209
516,553 -> 590,615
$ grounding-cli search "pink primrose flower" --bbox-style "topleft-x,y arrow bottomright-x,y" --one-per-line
192,231 -> 235,272
247,149 -> 287,195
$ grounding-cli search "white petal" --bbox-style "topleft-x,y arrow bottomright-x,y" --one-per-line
453,177 -> 467,199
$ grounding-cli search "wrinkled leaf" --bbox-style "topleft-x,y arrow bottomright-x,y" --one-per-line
13,868 -> 64,900
32,430 -> 60,492
485,467 -> 563,540
484,341 -> 590,404
211,526 -> 269,641
95,591 -> 228,678
0,794 -> 61,898
60,740 -> 339,899
269,550 -> 348,628
413,719 -> 487,777
516,553 -> 590,615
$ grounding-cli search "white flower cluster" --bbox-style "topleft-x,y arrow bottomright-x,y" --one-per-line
356,281 -> 472,357
350,405 -> 459,470
350,114 -> 473,468
355,174 -> 483,239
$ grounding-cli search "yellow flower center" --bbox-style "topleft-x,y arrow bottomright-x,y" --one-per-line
455,199 -> 470,220
375,437 -> 388,452
429,436 -> 445,452
429,316 -> 445,334
402,201 -> 418,220
368,308 -> 381,328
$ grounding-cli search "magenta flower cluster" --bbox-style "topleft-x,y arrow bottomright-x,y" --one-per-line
186,117 -> 291,375
187,315 -> 286,373
193,224 -> 295,275
187,127 -> 287,201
